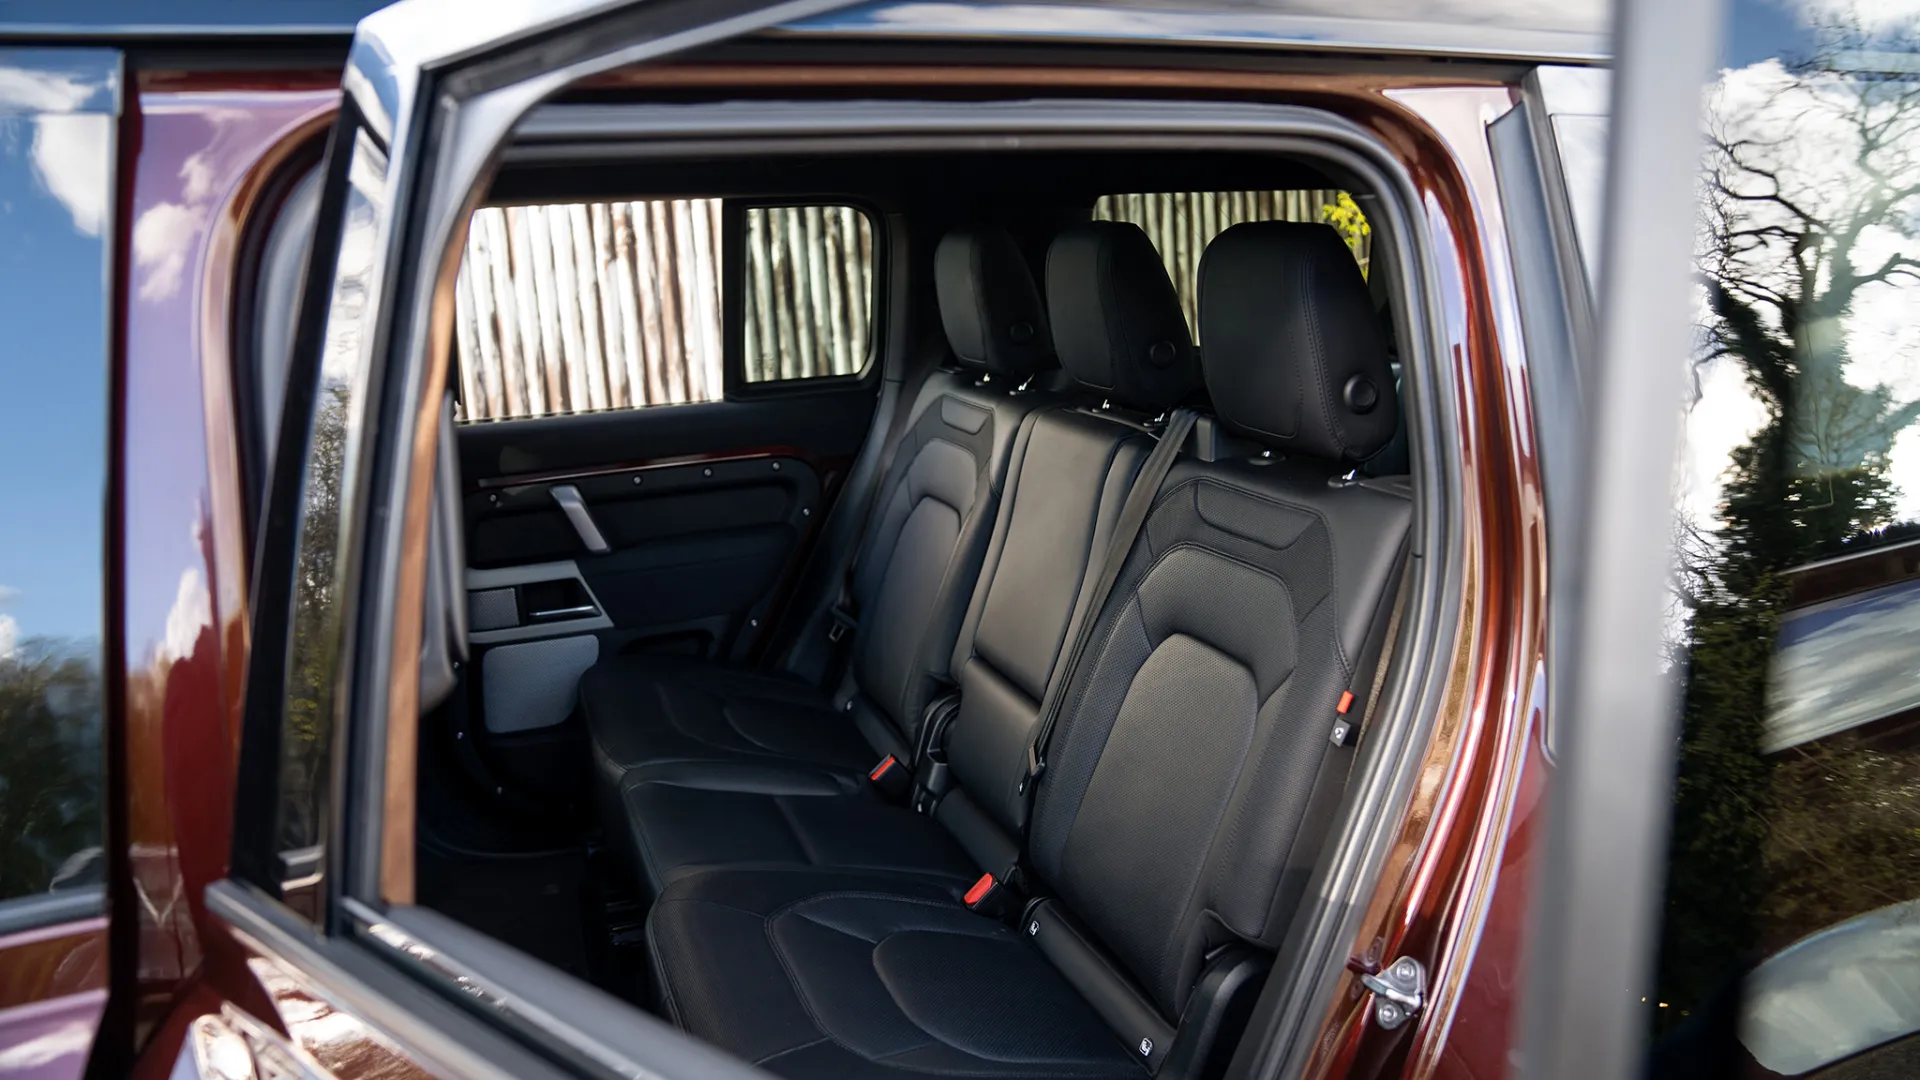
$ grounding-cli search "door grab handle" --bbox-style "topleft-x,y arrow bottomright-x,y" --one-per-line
550,485 -> 611,554
528,603 -> 598,620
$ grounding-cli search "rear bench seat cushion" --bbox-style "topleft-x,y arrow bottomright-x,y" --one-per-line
616,768 -> 978,892
582,656 -> 875,795
648,868 -> 1149,1080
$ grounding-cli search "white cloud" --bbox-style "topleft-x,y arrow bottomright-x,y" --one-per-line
0,65 -> 93,112
1680,355 -> 1771,527
0,615 -> 17,661
159,568 -> 211,663
132,201 -> 206,302
29,114 -> 109,238
0,584 -> 18,604
179,150 -> 216,203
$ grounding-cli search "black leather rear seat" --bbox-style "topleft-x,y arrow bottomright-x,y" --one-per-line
605,222 -> 1196,896
581,226 -> 1057,838
644,220 -> 1412,1079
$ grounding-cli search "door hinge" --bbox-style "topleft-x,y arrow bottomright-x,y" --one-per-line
1358,956 -> 1426,1030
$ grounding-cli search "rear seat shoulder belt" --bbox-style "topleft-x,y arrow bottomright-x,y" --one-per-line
1021,407 -> 1199,794
817,338 -> 945,665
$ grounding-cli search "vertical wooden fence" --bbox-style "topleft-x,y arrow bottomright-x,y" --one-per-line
454,200 -> 877,422
453,193 -> 1362,421
743,206 -> 875,383
1093,190 -> 1370,337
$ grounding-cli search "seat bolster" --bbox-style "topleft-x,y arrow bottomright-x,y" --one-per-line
648,869 -> 1150,1080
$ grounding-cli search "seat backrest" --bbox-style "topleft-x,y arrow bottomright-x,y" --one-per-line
938,221 -> 1199,855
1027,220 -> 1412,1026
840,226 -> 1057,759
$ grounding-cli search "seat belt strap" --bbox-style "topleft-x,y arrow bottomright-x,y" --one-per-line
1021,407 -> 1198,792
830,340 -> 945,634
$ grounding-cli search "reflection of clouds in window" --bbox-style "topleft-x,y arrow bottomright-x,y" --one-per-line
1687,48 -> 1920,527
321,188 -> 379,383
0,68 -> 109,238
0,66 -> 94,111
1767,577 -> 1920,749
28,114 -> 107,237
1740,897 -> 1920,1075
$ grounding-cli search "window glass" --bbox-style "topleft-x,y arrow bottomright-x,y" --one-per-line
1092,190 -> 1370,339
1656,2 -> 1920,1073
1534,65 -> 1610,289
274,131 -> 387,913
452,199 -> 876,421
0,49 -> 115,912
742,205 -> 875,382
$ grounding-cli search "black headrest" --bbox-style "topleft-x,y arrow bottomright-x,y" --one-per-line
1198,222 -> 1398,462
935,226 -> 1054,379
1046,221 -> 1198,413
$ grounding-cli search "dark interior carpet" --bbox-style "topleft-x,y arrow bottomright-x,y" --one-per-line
416,840 -> 594,981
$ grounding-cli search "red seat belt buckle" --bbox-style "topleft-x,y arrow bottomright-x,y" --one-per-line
964,873 -> 997,909
868,754 -> 910,801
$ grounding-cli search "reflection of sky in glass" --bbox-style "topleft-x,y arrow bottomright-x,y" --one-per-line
1768,577 -> 1920,751
0,52 -> 116,656
1681,0 -> 1920,530
1741,897 -> 1920,1074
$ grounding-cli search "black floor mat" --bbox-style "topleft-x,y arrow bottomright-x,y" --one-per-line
415,841 -> 594,981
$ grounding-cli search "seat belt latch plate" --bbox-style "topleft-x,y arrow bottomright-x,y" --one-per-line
868,754 -> 910,801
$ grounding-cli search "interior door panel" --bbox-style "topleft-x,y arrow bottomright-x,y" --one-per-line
450,386 -> 876,804
464,451 -> 822,657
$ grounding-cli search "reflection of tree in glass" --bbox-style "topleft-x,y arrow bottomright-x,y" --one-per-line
0,640 -> 101,898
278,381 -> 350,855
1658,10 -> 1920,1028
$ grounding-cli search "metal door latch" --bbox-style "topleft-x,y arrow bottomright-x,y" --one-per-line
1358,956 -> 1426,1030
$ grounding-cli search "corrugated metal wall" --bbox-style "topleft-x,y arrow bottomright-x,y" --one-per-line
1093,190 -> 1369,336
453,192 -> 1365,421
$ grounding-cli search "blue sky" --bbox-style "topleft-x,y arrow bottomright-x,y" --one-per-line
0,109 -> 110,652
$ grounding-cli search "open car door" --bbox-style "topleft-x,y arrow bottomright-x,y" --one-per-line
161,2 -> 870,1078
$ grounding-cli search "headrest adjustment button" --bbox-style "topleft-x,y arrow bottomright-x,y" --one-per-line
1008,322 -> 1034,344
1148,341 -> 1177,368
1343,374 -> 1379,414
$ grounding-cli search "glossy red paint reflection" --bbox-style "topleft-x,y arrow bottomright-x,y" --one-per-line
0,919 -> 106,1080
118,82 -> 336,1030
